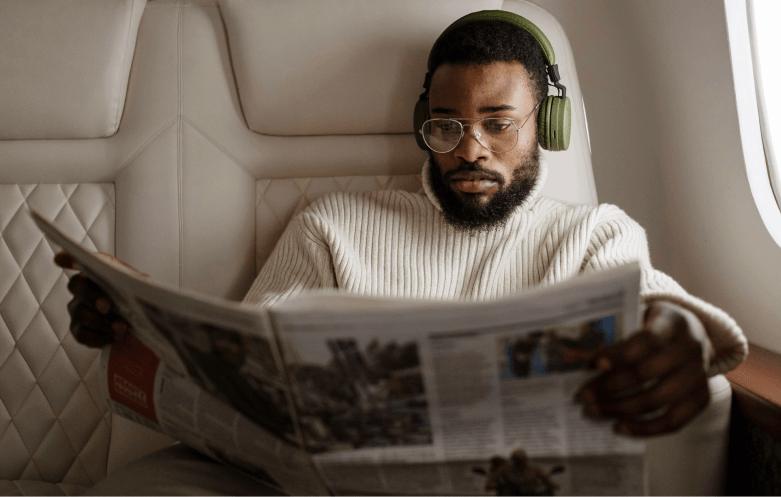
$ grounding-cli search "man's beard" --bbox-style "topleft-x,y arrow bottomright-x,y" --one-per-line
428,148 -> 540,232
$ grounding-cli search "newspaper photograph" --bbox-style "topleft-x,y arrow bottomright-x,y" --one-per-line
288,336 -> 432,455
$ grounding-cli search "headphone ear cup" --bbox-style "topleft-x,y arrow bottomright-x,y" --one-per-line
413,98 -> 430,150
538,96 -> 553,151
537,96 -> 571,151
549,96 -> 571,151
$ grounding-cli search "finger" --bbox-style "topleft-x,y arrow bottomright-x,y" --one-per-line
68,303 -> 115,346
615,383 -> 710,437
70,322 -> 116,348
66,273 -> 94,295
579,367 -> 647,405
635,339 -> 702,381
578,339 -> 701,405
585,362 -> 707,419
577,332 -> 664,403
67,293 -> 128,336
68,306 -> 129,347
66,274 -> 114,315
54,251 -> 78,270
68,299 -> 118,334
589,330 -> 664,372
600,340 -> 698,398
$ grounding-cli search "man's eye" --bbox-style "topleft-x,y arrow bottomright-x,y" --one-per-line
484,121 -> 512,133
436,122 -> 460,133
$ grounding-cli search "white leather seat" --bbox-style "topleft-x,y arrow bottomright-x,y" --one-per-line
0,1 -> 174,494
0,0 -> 729,494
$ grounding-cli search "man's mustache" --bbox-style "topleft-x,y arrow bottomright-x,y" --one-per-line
442,161 -> 505,185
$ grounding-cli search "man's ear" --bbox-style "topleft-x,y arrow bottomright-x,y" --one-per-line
536,115 -> 544,147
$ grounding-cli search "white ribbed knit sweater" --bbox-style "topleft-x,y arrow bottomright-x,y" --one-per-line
244,160 -> 747,376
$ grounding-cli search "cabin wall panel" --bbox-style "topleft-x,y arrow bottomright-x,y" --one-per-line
533,0 -> 781,352
531,0 -> 671,274
622,0 -> 781,353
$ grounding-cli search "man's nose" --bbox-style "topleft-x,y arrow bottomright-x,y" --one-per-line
453,124 -> 489,163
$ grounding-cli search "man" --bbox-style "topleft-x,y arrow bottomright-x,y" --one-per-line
59,10 -> 747,492
237,14 -> 746,436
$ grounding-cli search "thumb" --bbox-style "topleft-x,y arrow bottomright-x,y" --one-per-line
53,251 -> 79,270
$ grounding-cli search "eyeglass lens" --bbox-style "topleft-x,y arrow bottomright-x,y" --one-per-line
422,118 -> 519,153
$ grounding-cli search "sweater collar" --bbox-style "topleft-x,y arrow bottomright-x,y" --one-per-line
421,151 -> 549,214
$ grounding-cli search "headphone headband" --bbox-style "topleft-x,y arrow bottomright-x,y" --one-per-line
428,10 -> 556,71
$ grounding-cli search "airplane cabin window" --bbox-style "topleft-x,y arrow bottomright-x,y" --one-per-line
748,0 -> 781,214
724,0 -> 781,248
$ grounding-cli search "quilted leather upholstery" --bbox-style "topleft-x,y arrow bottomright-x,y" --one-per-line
0,185 -> 115,491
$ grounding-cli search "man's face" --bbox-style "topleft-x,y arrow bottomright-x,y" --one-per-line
427,61 -> 540,231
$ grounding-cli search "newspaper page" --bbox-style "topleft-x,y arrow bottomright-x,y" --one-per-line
271,263 -> 645,496
32,211 -> 330,496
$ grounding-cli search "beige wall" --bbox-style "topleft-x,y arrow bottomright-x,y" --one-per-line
532,0 -> 671,270
534,0 -> 781,352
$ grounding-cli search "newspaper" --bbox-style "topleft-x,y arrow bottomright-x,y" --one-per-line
33,210 -> 646,496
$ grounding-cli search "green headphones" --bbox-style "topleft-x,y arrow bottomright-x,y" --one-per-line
413,10 -> 571,152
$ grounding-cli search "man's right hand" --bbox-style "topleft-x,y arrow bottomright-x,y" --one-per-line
54,251 -> 131,348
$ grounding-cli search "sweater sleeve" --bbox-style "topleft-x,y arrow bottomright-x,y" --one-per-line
580,205 -> 748,376
242,212 -> 337,309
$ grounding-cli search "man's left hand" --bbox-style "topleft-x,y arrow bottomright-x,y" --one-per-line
575,301 -> 711,437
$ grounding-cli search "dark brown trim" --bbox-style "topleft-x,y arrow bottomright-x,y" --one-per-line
726,343 -> 781,442
731,382 -> 781,442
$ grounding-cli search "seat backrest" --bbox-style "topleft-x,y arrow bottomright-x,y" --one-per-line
0,0 -> 594,489
178,0 -> 596,290
0,0 -> 146,489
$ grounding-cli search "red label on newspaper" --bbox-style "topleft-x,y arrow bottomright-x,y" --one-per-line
107,333 -> 160,423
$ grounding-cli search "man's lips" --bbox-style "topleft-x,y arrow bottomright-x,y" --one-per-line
448,171 -> 501,194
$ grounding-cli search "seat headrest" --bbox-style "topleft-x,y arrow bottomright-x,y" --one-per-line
219,0 -> 501,136
0,0 -> 146,140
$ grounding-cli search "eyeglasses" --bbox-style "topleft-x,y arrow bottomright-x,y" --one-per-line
419,103 -> 540,154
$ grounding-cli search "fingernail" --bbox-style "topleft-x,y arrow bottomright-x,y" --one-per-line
95,297 -> 112,315
112,321 -> 128,340
583,403 -> 602,419
596,357 -> 612,371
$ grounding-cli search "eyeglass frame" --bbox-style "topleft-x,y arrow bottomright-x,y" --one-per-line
419,100 -> 542,154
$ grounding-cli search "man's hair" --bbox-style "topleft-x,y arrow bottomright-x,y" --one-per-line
429,20 -> 549,105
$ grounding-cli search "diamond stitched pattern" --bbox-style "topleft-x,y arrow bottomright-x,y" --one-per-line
255,174 -> 422,270
0,184 -> 115,486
